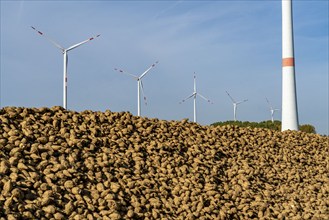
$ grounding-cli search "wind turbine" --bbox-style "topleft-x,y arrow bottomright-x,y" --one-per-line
226,91 -> 248,122
31,26 -> 100,109
179,74 -> 213,123
266,97 -> 280,123
281,0 -> 299,131
114,61 -> 159,117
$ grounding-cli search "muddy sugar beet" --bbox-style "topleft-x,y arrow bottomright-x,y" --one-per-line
0,107 -> 328,219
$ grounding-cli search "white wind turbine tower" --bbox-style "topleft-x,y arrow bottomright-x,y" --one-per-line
226,91 -> 248,122
31,26 -> 100,109
179,74 -> 213,123
114,61 -> 159,117
281,0 -> 299,131
266,97 -> 280,123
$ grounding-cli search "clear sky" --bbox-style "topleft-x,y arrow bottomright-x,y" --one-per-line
1,0 -> 328,135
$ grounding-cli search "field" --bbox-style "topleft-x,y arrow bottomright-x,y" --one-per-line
0,106 -> 328,219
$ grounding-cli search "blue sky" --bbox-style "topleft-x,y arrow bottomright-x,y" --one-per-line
1,0 -> 328,135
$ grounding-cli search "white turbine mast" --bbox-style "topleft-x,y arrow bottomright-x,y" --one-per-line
31,26 -> 100,109
266,97 -> 280,123
281,0 -> 299,131
114,61 -> 159,117
179,74 -> 213,123
225,91 -> 248,122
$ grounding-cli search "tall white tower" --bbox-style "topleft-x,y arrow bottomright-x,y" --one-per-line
281,0 -> 299,131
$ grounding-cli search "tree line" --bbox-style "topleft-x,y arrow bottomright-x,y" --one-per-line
211,120 -> 316,134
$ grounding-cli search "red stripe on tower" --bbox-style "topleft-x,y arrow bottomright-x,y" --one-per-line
282,57 -> 294,67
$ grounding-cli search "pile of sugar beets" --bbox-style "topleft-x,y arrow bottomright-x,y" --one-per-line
0,106 -> 328,220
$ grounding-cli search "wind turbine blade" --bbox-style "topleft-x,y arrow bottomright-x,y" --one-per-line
66,34 -> 100,51
266,97 -> 270,105
197,93 -> 213,104
140,80 -> 147,105
265,97 -> 273,109
114,68 -> 138,79
193,74 -> 197,92
31,26 -> 64,51
225,91 -> 236,103
236,99 -> 248,105
139,61 -> 159,79
179,93 -> 194,104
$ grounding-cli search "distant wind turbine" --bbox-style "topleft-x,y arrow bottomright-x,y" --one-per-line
179,74 -> 213,123
266,97 -> 280,123
31,26 -> 100,109
226,91 -> 248,122
114,61 -> 159,116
